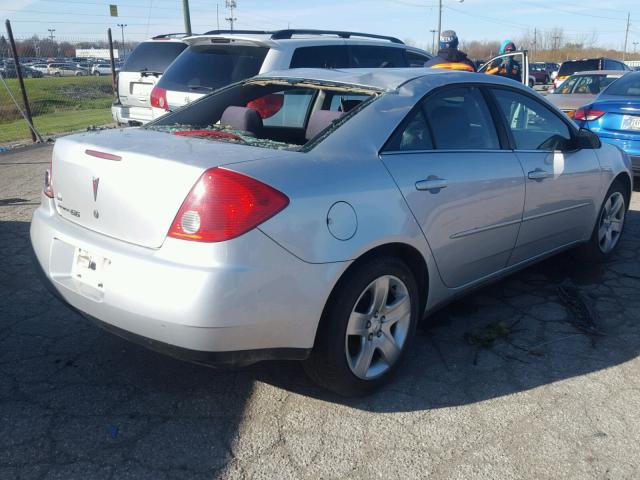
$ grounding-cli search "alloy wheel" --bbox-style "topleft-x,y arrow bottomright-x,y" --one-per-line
598,191 -> 625,253
345,275 -> 411,380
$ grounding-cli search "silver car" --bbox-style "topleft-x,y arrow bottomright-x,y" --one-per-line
31,69 -> 633,396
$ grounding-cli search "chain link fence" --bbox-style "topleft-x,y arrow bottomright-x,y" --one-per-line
1,31 -> 121,146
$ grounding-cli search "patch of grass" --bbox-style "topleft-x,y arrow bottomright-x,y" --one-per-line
0,109 -> 112,143
0,76 -> 114,142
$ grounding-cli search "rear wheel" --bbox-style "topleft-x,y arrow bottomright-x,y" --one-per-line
577,179 -> 627,261
303,257 -> 419,396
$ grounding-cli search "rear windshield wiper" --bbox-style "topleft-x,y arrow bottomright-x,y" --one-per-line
188,85 -> 214,92
139,68 -> 162,77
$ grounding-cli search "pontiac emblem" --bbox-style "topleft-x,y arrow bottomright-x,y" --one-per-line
92,177 -> 99,201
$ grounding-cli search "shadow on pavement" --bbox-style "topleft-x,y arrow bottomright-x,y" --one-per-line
2,209 -> 639,476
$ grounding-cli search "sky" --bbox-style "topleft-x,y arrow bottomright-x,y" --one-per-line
1,0 -> 639,50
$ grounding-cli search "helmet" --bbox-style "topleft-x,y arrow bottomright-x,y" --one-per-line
500,40 -> 516,54
439,30 -> 459,50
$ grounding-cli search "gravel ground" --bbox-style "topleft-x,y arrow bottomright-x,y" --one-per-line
1,144 -> 639,480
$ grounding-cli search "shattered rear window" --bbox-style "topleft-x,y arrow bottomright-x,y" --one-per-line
144,79 -> 382,150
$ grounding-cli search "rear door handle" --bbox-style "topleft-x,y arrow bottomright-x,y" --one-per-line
528,168 -> 551,180
416,177 -> 448,192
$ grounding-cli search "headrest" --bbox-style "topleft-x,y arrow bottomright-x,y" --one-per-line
305,110 -> 344,140
220,106 -> 263,136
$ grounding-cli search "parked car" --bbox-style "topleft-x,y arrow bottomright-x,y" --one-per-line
150,29 -> 433,121
551,58 -> 631,92
0,63 -> 44,78
530,62 -> 551,84
546,70 -> 627,118
30,63 -> 50,74
31,68 -> 632,396
112,33 -> 190,126
574,70 -> 640,175
91,63 -> 112,76
47,63 -> 86,76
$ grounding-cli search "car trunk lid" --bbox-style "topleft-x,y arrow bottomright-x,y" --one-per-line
52,128 -> 278,248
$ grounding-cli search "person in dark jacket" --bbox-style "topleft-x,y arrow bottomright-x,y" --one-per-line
485,40 -> 521,81
425,30 -> 476,72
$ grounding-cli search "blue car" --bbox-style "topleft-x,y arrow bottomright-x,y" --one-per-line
574,71 -> 640,175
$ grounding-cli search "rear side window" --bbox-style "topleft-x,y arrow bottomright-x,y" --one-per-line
157,44 -> 268,92
423,87 -> 500,150
290,46 -> 349,69
122,42 -> 187,73
492,89 -> 572,150
558,59 -> 600,77
349,46 -> 407,68
385,108 -> 433,151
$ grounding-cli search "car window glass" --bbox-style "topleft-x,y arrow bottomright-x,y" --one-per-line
349,46 -> 407,68
290,46 -> 349,69
406,51 -> 429,67
423,87 -> 500,150
572,75 -> 599,94
603,73 -> 640,96
385,108 -> 433,151
261,89 -> 315,128
492,88 -> 572,150
328,94 -> 370,112
556,76 -> 579,94
122,42 -> 187,73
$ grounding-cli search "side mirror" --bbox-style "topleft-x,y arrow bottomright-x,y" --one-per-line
575,128 -> 601,150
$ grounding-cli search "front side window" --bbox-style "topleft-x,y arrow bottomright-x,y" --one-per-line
423,87 -> 500,150
492,88 -> 572,151
406,51 -> 429,68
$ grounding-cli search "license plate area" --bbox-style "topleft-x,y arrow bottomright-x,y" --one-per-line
71,248 -> 110,291
621,115 -> 640,131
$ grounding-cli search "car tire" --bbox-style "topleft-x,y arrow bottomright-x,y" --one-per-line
94,71 -> 101,76
303,256 -> 419,397
54,72 -> 60,77
576,179 -> 628,262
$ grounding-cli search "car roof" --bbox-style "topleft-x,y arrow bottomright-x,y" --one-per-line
183,29 -> 407,48
252,67 -> 513,91
572,70 -> 625,76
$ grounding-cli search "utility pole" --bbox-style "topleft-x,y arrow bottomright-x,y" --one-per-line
622,12 -> 630,61
533,27 -> 537,60
182,0 -> 192,36
633,41 -> 639,56
553,35 -> 560,60
225,0 -> 237,31
437,0 -> 442,50
117,23 -> 126,57
430,29 -> 437,54
216,4 -> 220,30
47,28 -> 55,41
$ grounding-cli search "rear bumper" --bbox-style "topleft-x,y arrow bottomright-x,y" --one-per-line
30,195 -> 341,365
111,103 -> 153,126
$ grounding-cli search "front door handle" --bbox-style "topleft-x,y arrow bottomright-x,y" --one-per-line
528,168 -> 551,181
416,176 -> 448,192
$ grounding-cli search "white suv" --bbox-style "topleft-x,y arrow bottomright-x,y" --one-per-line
111,34 -> 188,126
150,29 -> 432,120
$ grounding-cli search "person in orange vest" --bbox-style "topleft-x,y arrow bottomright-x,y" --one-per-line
424,30 -> 476,72
485,40 -> 521,81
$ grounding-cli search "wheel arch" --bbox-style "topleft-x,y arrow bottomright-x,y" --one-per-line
315,242 -> 429,346
612,172 -> 632,210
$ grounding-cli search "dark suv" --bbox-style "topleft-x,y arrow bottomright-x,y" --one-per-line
553,57 -> 631,91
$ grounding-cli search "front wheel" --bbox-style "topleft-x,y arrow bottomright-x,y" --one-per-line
94,71 -> 101,76
303,257 -> 420,396
577,179 -> 627,262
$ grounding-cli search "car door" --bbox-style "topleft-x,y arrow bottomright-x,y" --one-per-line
380,85 -> 525,288
479,51 -> 529,86
489,87 -> 601,264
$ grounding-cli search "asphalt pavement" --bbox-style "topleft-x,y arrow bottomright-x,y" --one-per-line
1,144 -> 639,479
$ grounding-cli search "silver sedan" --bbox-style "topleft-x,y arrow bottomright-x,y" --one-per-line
31,68 -> 633,396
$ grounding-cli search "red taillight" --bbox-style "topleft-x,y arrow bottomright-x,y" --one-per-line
44,157 -> 54,198
246,94 -> 284,119
167,168 -> 289,242
574,108 -> 605,121
150,85 -> 169,110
